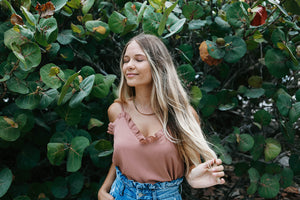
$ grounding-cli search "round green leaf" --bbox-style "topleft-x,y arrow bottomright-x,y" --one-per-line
58,71 -> 80,105
88,118 -> 104,130
81,66 -> 95,78
52,0 -> 68,11
254,109 -> 271,126
163,18 -> 186,38
258,174 -> 280,199
87,141 -> 111,169
55,105 -> 82,126
91,74 -> 116,99
238,134 -> 254,152
95,139 -> 113,151
142,6 -> 162,35
265,49 -> 290,78
15,42 -> 41,71
265,138 -> 281,162
283,0 -> 300,15
40,89 -> 59,109
188,19 -> 206,30
224,36 -> 247,63
67,136 -> 90,172
51,177 -> 68,199
226,2 -> 250,28
108,11 -> 127,33
177,64 -> 196,84
247,182 -> 258,195
289,102 -> 300,123
4,28 -> 27,50
82,0 -> 95,15
244,88 -> 265,98
0,168 -> 13,198
276,94 -> 292,116
15,92 -> 40,110
6,77 -> 29,94
47,143 -> 66,166
250,135 -> 265,161
201,75 -> 221,93
20,6 -> 36,26
281,168 -> 294,188
190,86 -> 202,107
67,172 -> 85,195
40,64 -> 65,89
48,42 -> 60,59
35,17 -> 58,47
271,28 -> 286,46
85,20 -> 110,40
57,30 -> 75,45
69,74 -> 95,108
206,40 -> 225,59
200,94 -> 218,117
182,2 -> 204,20
248,167 -> 260,183
16,145 -> 40,170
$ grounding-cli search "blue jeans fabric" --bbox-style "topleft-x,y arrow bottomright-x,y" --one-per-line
109,167 -> 183,200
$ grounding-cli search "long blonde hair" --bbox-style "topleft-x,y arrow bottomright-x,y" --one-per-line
118,33 -> 217,174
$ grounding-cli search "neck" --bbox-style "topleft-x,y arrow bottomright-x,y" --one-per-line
134,85 -> 152,107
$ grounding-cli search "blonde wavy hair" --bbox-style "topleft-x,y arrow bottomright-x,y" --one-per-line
118,33 -> 217,174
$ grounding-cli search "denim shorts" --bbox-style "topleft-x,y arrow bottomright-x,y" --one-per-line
109,167 -> 183,200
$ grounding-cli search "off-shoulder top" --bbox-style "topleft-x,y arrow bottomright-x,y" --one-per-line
108,109 -> 184,184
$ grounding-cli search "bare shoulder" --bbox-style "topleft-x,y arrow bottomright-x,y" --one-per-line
107,101 -> 123,122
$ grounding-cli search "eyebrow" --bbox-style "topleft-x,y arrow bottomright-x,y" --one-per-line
124,53 -> 146,57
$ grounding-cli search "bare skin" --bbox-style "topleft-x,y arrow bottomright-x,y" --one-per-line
97,41 -> 225,200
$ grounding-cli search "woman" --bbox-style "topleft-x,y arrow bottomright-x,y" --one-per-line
98,34 -> 225,200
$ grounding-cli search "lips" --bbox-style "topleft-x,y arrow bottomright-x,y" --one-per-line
126,73 -> 138,78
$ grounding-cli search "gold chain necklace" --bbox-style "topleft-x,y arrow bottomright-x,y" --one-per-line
133,98 -> 155,116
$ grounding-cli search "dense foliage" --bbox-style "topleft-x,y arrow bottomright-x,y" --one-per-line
0,0 -> 299,199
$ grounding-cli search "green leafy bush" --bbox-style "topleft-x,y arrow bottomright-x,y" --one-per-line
0,0 -> 299,199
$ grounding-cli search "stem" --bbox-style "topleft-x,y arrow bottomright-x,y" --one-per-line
56,74 -> 65,83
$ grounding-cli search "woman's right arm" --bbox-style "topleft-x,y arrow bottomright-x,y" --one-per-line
98,163 -> 116,200
98,102 -> 123,200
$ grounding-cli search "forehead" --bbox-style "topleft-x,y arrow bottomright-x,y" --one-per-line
124,41 -> 145,56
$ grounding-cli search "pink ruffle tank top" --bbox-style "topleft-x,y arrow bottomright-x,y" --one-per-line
108,109 -> 184,184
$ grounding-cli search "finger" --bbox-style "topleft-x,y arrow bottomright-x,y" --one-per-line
206,159 -> 215,169
211,165 -> 224,172
214,158 -> 222,166
216,177 -> 226,184
213,171 -> 225,178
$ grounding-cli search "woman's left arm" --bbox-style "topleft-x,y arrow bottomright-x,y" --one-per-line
187,106 -> 225,188
186,159 -> 225,188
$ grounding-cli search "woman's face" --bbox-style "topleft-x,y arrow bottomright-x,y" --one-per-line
122,41 -> 153,88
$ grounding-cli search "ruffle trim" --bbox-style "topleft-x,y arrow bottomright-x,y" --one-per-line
109,111 -> 163,144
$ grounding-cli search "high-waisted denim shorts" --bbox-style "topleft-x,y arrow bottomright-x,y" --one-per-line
109,167 -> 183,200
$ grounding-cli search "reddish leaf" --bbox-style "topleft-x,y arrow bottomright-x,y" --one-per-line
251,6 -> 267,26
35,2 -> 55,19
10,14 -> 24,25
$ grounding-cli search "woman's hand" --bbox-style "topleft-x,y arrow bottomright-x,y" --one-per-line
97,188 -> 114,200
186,158 -> 225,188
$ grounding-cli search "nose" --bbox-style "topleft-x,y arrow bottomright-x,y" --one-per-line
124,59 -> 135,70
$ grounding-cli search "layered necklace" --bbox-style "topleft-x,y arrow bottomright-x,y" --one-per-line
133,98 -> 155,116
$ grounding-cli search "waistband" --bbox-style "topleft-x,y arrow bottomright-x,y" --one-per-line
115,166 -> 183,190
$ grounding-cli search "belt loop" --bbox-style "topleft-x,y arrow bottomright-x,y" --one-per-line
152,189 -> 157,200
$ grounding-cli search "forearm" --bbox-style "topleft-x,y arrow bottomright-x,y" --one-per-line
100,163 -> 116,192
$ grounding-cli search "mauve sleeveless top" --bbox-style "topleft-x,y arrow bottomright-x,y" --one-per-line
108,109 -> 184,184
